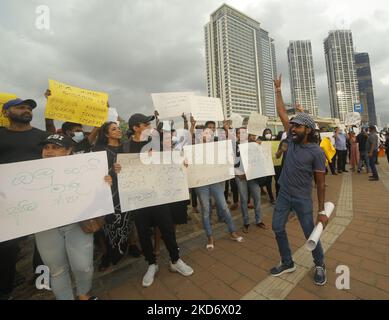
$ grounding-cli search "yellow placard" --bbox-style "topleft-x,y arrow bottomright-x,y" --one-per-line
271,141 -> 283,167
45,80 -> 109,127
320,137 -> 336,163
0,93 -> 17,127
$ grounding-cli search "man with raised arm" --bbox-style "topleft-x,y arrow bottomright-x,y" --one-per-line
270,75 -> 328,286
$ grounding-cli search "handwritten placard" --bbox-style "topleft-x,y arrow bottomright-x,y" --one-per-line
189,96 -> 224,121
0,93 -> 17,127
117,152 -> 189,211
183,140 -> 234,188
344,112 -> 361,126
107,107 -> 119,122
151,92 -> 194,119
320,132 -> 335,145
247,112 -> 268,136
239,142 -> 275,180
0,152 -> 114,243
45,80 -> 109,127
229,112 -> 243,128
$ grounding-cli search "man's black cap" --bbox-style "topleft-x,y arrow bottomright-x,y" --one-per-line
128,113 -> 155,129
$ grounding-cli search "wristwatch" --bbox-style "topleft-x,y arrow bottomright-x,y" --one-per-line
318,210 -> 326,216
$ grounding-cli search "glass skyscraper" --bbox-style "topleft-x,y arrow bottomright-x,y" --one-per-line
205,4 -> 277,118
355,52 -> 377,125
324,30 -> 359,122
287,40 -> 318,117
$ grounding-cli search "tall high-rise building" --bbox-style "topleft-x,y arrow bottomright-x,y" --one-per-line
205,4 -> 277,118
324,30 -> 359,121
287,40 -> 318,116
354,52 -> 377,125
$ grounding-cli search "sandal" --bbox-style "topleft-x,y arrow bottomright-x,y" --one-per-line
206,244 -> 214,251
230,236 -> 244,242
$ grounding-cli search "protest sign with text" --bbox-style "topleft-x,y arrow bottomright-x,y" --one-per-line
239,141 -> 275,180
151,92 -> 194,119
0,152 -> 114,243
45,80 -> 109,127
117,152 -> 189,211
247,112 -> 268,136
183,140 -> 234,188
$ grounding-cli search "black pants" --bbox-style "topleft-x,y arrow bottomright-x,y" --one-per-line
33,243 -> 44,272
336,150 -> 347,172
134,204 -> 179,265
0,239 -> 20,297
328,159 -> 337,174
369,150 -> 379,178
224,179 -> 239,203
190,188 -> 198,208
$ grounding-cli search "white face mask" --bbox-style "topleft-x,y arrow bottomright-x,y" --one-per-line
265,134 -> 272,140
72,131 -> 84,143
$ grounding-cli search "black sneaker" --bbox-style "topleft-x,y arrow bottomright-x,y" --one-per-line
314,265 -> 327,286
270,262 -> 296,276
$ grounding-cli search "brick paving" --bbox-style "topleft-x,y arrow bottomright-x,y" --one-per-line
12,161 -> 389,300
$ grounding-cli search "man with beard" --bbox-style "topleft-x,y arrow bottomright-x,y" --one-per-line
0,98 -> 49,300
270,75 -> 329,286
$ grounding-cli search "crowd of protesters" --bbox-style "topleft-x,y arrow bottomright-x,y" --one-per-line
1,77 -> 388,300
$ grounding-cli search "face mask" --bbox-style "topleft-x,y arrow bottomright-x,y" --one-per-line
265,134 -> 272,140
72,131 -> 84,143
171,136 -> 179,144
140,128 -> 154,141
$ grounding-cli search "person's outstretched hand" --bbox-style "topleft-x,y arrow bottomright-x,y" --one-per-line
273,74 -> 282,89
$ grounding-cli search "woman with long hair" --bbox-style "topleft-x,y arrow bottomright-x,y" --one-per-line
93,121 -> 132,271
349,131 -> 360,172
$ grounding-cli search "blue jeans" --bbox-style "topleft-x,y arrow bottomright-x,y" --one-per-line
235,176 -> 262,225
369,150 -> 379,178
210,182 -> 226,221
35,223 -> 94,300
195,182 -> 237,237
358,151 -> 370,172
272,189 -> 324,266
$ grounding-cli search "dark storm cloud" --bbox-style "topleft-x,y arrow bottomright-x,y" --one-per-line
1,0 -> 388,128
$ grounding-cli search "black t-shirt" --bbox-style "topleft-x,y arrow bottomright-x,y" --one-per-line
356,133 -> 368,152
72,138 -> 92,154
121,138 -> 152,154
0,127 -> 49,164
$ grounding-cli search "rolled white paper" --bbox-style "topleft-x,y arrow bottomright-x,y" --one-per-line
306,202 -> 335,251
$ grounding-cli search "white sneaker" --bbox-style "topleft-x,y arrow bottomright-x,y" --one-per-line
142,264 -> 158,287
170,259 -> 194,276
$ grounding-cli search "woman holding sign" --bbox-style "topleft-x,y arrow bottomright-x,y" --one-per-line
35,134 -> 112,300
190,117 -> 244,251
93,122 -> 133,271
234,128 -> 267,233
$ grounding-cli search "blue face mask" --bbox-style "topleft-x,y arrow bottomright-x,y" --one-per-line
72,131 -> 84,143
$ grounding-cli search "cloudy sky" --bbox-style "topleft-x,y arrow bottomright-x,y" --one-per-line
1,0 -> 388,129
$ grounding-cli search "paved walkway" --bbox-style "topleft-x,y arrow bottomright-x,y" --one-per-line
14,161 -> 389,300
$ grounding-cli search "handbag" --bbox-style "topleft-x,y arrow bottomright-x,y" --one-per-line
79,216 -> 105,233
